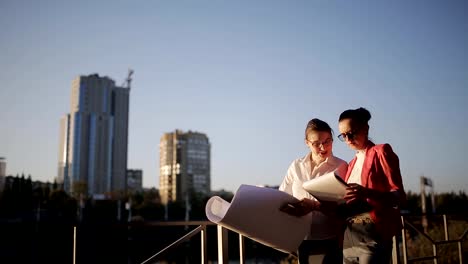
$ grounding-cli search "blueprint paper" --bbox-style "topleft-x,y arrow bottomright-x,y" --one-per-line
205,184 -> 310,253
302,171 -> 348,203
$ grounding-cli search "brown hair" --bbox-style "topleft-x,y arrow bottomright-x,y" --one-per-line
305,118 -> 333,139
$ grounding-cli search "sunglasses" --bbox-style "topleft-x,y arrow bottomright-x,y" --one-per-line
337,131 -> 357,142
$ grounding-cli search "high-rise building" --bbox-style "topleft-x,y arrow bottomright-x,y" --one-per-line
159,130 -> 211,204
0,157 -> 5,178
57,74 -> 130,197
127,169 -> 143,193
0,157 -> 5,191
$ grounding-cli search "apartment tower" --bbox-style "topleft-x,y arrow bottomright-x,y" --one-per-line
0,157 -> 5,191
159,130 -> 210,204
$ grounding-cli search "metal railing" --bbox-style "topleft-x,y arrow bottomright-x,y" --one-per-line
400,215 -> 468,264
139,223 -> 207,264
134,216 -> 467,264
134,221 -> 247,264
70,215 -> 467,264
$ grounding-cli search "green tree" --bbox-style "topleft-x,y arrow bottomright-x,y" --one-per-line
72,181 -> 88,198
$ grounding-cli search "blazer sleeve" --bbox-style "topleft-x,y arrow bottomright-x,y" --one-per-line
377,144 -> 406,203
336,161 -> 348,180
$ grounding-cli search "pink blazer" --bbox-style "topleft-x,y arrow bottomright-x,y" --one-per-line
345,143 -> 406,240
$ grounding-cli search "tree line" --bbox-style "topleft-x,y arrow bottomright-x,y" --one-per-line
0,175 -> 466,223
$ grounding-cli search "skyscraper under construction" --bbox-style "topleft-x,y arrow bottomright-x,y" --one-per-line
57,73 -> 131,197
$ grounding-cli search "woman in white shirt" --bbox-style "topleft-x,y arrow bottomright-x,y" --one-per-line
279,118 -> 348,264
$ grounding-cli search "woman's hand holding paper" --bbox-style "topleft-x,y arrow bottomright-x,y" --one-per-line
279,198 -> 321,217
344,183 -> 369,204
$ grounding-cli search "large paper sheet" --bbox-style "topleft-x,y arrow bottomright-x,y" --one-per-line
302,171 -> 348,202
205,184 -> 310,253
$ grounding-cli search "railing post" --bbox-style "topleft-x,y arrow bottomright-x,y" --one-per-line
458,241 -> 463,264
392,235 -> 400,264
401,216 -> 408,264
73,226 -> 77,264
217,225 -> 229,264
432,244 -> 438,264
443,215 -> 449,240
239,234 -> 245,264
201,225 -> 207,264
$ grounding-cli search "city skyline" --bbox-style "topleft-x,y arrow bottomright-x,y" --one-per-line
1,1 -> 467,193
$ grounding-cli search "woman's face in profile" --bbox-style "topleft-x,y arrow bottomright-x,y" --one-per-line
338,118 -> 368,150
305,130 -> 333,161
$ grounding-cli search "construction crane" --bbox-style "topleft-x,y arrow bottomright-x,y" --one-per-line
122,69 -> 134,89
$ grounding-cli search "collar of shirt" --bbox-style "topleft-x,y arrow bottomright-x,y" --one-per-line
356,141 -> 374,154
356,149 -> 366,158
300,152 -> 339,172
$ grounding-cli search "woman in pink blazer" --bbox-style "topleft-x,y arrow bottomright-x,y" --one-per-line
337,107 -> 406,264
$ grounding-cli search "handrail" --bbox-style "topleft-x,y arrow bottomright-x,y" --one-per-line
404,220 -> 436,243
139,224 -> 206,264
132,222 -> 246,264
457,228 -> 468,241
135,221 -> 214,226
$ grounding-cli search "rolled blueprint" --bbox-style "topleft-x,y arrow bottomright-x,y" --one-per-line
205,184 -> 311,253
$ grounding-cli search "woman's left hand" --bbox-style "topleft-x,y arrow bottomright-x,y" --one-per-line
279,198 -> 319,217
344,183 -> 369,204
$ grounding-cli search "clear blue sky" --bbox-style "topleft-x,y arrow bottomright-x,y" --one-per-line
1,0 -> 467,193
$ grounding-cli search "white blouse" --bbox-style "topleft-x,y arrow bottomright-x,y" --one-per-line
347,149 -> 366,185
279,152 -> 347,240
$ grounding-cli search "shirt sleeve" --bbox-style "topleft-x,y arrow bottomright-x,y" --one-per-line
378,144 -> 406,203
279,161 -> 295,195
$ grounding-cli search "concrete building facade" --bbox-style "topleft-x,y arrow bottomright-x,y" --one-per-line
159,130 -> 210,204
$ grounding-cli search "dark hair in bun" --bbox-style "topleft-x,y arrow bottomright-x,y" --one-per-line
339,107 -> 372,126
